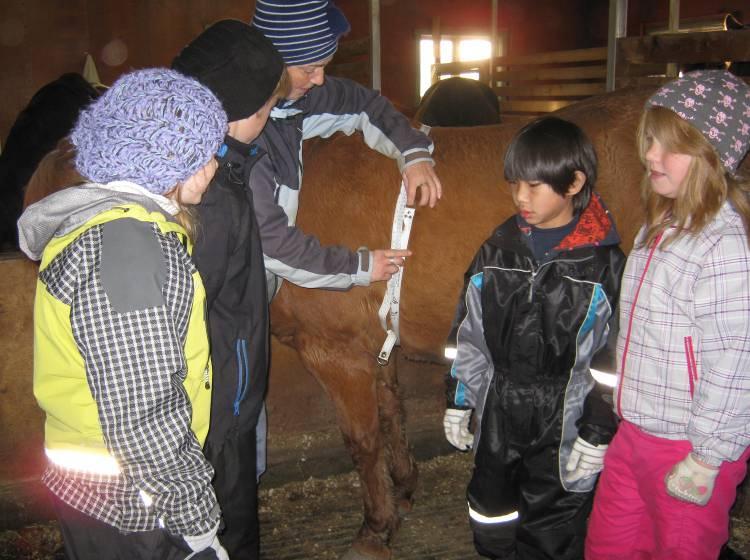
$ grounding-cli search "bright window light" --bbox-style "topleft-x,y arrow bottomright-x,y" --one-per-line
460,72 -> 480,80
419,37 -> 492,97
419,39 -> 454,96
459,39 -> 491,61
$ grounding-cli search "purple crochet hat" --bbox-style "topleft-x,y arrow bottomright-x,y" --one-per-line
252,0 -> 350,65
71,68 -> 227,195
647,70 -> 750,173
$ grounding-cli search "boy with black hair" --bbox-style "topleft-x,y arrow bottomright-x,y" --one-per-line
444,116 -> 625,559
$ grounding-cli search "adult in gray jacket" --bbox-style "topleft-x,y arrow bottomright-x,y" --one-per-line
251,0 -> 442,297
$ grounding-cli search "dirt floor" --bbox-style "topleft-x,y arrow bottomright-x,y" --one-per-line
2,449 -> 750,560
2,357 -> 750,559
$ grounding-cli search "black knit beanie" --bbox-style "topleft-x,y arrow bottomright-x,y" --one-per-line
172,19 -> 284,122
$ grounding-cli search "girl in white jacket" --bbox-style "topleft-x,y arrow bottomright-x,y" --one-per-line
586,70 -> 750,560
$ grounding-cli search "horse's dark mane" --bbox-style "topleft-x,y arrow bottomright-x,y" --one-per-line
415,76 -> 501,127
0,73 -> 99,250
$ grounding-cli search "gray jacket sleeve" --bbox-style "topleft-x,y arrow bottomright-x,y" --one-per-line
248,77 -> 434,291
247,155 -> 368,289
302,76 -> 434,170
451,272 -> 494,411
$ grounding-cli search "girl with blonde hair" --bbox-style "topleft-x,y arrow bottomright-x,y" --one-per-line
18,68 -> 230,560
586,70 -> 750,559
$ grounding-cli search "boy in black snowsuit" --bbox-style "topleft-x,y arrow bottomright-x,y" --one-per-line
443,117 -> 625,559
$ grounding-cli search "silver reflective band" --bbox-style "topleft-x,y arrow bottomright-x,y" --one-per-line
590,368 -> 618,387
139,489 -> 154,507
468,503 -> 519,524
46,448 -> 121,476
444,347 -> 457,360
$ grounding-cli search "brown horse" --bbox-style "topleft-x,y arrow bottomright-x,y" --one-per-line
25,85 -> 747,559
266,85 -> 655,559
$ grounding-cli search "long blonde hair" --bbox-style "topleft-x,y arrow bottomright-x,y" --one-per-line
636,106 -> 750,248
166,184 -> 199,241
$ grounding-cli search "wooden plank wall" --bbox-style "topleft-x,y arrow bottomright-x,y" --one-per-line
492,47 -> 607,116
431,28 -> 750,120
0,0 -> 256,149
616,29 -> 750,88
432,47 -> 607,118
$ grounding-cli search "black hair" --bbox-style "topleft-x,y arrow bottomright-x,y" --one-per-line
503,116 -> 597,212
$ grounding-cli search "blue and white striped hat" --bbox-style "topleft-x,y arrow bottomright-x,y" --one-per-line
252,0 -> 350,66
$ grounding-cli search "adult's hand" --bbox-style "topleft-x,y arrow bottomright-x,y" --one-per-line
403,161 -> 442,208
371,249 -> 411,282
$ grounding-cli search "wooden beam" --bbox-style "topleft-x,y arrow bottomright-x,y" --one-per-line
618,29 -> 750,64
489,0 -> 498,87
431,16 -> 441,84
370,0 -> 380,91
501,99 -> 577,113
495,46 -> 607,66
434,60 -> 486,75
666,0 -> 680,77
606,0 -> 628,91
496,82 -> 606,97
494,64 -> 607,81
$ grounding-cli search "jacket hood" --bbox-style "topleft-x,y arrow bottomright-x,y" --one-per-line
555,192 -> 621,252
18,181 -> 176,261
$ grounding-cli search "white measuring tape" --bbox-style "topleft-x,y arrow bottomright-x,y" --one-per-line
377,183 -> 415,365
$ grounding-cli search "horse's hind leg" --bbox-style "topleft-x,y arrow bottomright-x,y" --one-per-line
296,336 -> 397,560
376,357 -> 418,514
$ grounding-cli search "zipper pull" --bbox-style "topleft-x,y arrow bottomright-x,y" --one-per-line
203,367 -> 210,390
528,273 -> 534,303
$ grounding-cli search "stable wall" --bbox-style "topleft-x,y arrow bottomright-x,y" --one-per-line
2,0 -> 746,145
0,0 -> 256,148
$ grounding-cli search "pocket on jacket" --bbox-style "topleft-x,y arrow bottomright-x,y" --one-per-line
233,338 -> 250,416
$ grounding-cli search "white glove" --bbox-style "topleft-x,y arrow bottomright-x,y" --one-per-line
665,453 -> 719,506
443,408 -> 474,451
565,436 -> 608,482
184,520 -> 229,560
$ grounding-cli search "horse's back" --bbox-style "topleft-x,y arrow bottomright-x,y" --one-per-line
274,87 -> 658,359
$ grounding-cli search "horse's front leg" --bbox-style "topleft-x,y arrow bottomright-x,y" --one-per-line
376,355 -> 418,514
296,335 -> 398,560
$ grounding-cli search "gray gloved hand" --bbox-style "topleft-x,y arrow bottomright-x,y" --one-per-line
183,520 -> 229,560
443,408 -> 474,451
565,436 -> 608,482
665,453 -> 719,506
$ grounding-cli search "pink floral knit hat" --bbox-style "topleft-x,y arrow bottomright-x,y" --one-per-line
647,70 -> 750,173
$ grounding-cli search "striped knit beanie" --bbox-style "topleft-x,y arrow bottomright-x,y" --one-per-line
71,68 -> 227,195
647,70 -> 750,173
252,0 -> 350,66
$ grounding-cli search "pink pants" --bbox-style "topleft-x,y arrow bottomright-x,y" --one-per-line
585,420 -> 749,560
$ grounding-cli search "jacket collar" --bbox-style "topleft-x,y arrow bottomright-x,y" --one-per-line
556,192 -> 621,252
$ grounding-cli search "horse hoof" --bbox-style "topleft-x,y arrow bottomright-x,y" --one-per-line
396,497 -> 414,515
340,541 -> 392,560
